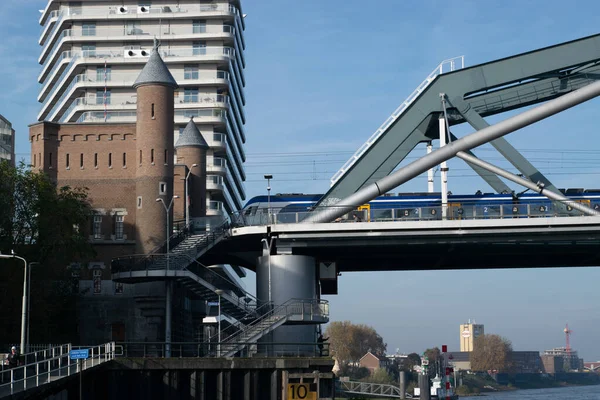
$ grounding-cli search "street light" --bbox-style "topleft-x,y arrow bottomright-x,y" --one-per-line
0,251 -> 28,354
155,195 -> 179,358
181,164 -> 198,229
155,195 -> 179,271
27,262 -> 40,353
264,174 -> 273,224
215,289 -> 223,357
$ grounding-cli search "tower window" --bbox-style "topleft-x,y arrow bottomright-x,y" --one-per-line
94,153 -> 98,168
137,196 -> 142,209
66,154 -> 70,169
164,150 -> 168,164
33,154 -> 36,167
159,182 -> 166,195
114,215 -> 124,240
139,150 -> 142,164
93,215 -> 102,239
108,153 -> 112,168
122,152 -> 127,168
151,103 -> 155,119
80,153 -> 84,168
151,149 -> 154,164
48,153 -> 53,168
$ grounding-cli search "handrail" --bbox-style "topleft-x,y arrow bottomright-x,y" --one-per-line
0,342 -> 115,397
330,56 -> 464,186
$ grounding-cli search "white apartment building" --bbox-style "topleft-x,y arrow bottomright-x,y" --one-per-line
0,114 -> 15,166
37,0 -> 246,213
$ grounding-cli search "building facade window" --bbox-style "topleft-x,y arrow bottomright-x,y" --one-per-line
97,66 -> 111,82
94,153 -> 98,168
139,150 -> 142,164
82,22 -> 96,36
122,152 -> 127,167
192,20 -> 206,34
183,88 -> 198,103
66,153 -> 70,169
164,149 -> 168,164
115,215 -> 124,240
159,182 -> 166,195
96,89 -> 111,105
93,215 -> 102,239
184,65 -> 199,80
48,152 -> 53,168
115,282 -> 124,295
93,269 -> 102,294
108,153 -> 112,168
82,43 -> 96,57
80,153 -> 84,168
137,196 -> 142,209
150,149 -> 154,163
192,41 -> 206,56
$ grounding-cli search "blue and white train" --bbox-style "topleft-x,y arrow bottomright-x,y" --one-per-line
240,189 -> 600,224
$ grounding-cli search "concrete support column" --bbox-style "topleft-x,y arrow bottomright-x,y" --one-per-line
217,371 -> 224,400
165,281 -> 172,357
256,254 -> 317,355
399,370 -> 406,399
244,370 -> 251,400
419,374 -> 431,400
270,370 -> 279,400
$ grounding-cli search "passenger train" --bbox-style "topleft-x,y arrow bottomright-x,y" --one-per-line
239,189 -> 600,224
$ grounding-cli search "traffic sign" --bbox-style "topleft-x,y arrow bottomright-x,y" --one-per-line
287,383 -> 316,400
207,302 -> 219,306
69,349 -> 89,360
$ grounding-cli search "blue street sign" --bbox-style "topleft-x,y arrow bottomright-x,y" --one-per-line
207,302 -> 219,306
69,349 -> 89,360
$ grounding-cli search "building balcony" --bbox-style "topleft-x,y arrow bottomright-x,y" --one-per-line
206,175 -> 225,192
76,108 -> 228,125
40,25 -> 235,66
207,157 -> 227,175
209,132 -> 227,152
60,94 -> 228,123
40,3 -> 240,44
206,200 -> 225,216
38,47 -> 235,120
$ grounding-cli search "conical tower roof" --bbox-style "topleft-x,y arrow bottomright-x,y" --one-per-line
175,118 -> 209,149
133,38 -> 178,89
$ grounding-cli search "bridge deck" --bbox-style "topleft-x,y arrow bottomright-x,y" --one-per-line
197,216 -> 600,272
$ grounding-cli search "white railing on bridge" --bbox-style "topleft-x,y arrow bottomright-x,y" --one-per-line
337,379 -> 412,398
330,56 -> 464,186
0,342 -> 115,398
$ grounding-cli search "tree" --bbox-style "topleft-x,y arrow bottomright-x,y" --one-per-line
326,321 -> 387,368
403,353 -> 422,372
424,347 -> 442,377
363,368 -> 395,384
0,161 -> 95,344
470,334 -> 513,372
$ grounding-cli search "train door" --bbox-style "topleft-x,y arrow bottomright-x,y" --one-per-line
357,204 -> 370,222
448,202 -> 462,220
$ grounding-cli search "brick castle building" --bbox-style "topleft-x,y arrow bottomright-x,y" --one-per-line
29,42 -> 218,344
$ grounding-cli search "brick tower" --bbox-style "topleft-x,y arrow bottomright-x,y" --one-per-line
176,117 -> 209,229
133,40 -> 178,254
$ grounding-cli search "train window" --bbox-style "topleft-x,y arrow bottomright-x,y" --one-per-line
244,206 -> 257,216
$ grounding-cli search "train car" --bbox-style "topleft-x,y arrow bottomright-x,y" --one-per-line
239,189 -> 600,224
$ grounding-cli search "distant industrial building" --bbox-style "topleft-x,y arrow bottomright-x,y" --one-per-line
0,114 -> 15,166
543,347 -> 583,371
459,320 -> 484,352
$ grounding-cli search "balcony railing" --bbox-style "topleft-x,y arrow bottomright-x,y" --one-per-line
41,4 -> 239,33
41,25 -> 236,67
77,108 -> 227,124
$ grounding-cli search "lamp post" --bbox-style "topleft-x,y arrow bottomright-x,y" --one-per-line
26,262 -> 40,353
0,251 -> 28,353
155,196 -> 179,271
155,195 -> 179,358
182,164 -> 198,229
215,289 -> 223,357
264,174 -> 273,224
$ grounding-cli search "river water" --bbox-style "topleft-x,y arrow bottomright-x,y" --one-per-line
463,385 -> 600,399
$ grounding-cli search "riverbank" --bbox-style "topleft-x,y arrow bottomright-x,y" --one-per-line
456,372 -> 600,396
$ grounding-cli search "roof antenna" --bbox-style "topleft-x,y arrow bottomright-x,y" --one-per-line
153,36 -> 160,52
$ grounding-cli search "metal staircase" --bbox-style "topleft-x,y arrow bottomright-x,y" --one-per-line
111,223 -> 258,320
337,380 -> 413,398
204,299 -> 329,357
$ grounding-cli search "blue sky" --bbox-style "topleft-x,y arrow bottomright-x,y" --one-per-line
2,0 -> 600,360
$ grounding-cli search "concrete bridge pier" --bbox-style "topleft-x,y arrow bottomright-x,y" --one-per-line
256,252 -> 318,355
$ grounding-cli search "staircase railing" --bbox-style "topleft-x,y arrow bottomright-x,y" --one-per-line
330,55 -> 464,186
204,299 -> 329,357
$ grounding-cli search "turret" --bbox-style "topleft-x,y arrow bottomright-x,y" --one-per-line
133,39 -> 178,253
176,117 -> 209,226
